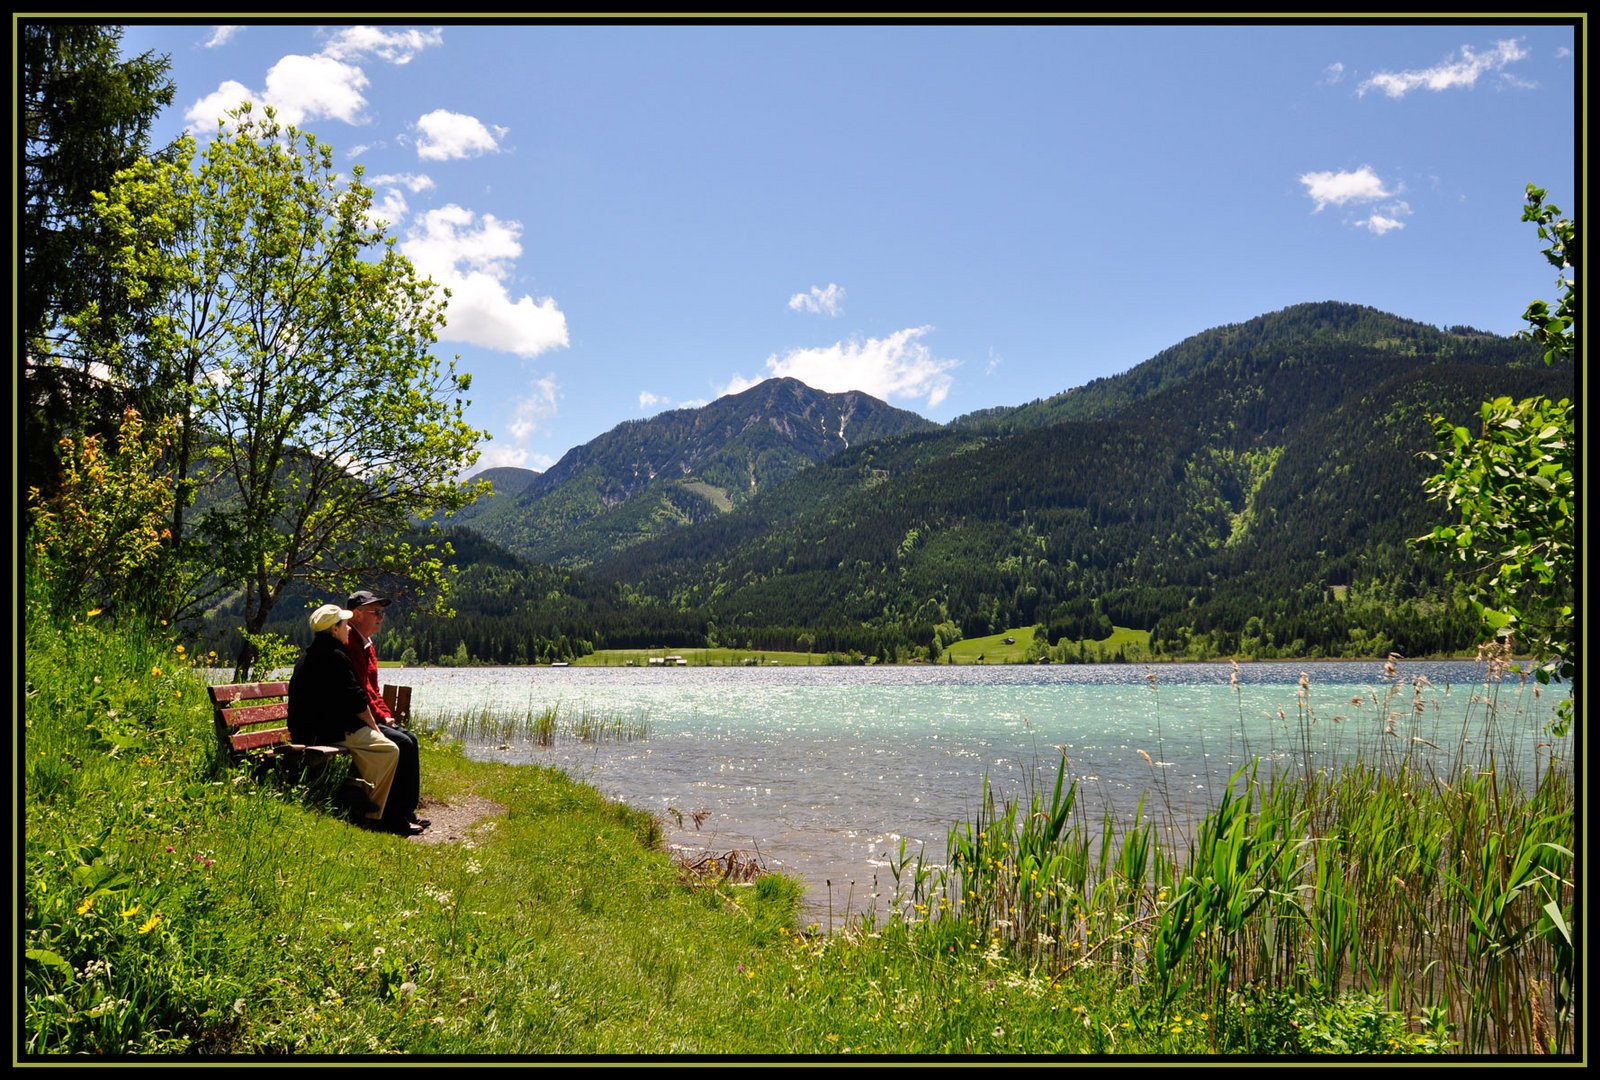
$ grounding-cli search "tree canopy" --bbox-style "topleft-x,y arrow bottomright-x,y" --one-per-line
56,107 -> 488,674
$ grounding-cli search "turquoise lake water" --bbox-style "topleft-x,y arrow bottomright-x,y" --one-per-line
396,660 -> 1568,922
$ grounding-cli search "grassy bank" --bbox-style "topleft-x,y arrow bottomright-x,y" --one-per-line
23,611 -> 1575,1056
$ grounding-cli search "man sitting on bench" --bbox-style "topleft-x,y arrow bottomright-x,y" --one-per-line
345,589 -> 427,831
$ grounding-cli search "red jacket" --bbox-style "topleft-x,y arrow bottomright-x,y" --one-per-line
345,626 -> 393,723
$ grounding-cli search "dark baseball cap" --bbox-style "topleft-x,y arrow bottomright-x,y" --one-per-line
346,590 -> 393,609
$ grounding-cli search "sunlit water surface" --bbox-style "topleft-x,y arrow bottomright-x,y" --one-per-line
393,662 -> 1564,922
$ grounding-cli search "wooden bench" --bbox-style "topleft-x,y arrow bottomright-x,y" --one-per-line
209,681 -> 413,757
208,681 -> 347,758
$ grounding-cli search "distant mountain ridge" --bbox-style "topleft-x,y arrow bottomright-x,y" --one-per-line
417,300 -> 1570,665
458,377 -> 935,564
582,302 -> 1566,657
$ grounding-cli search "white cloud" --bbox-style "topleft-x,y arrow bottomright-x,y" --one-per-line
1299,165 -> 1395,212
723,327 -> 956,408
984,348 -> 1003,376
400,205 -> 569,358
186,80 -> 256,128
415,109 -> 507,161
639,391 -> 664,410
1321,61 -> 1345,85
185,26 -> 441,131
262,54 -> 371,125
1357,201 -> 1412,235
185,54 -> 371,129
367,172 -> 436,194
321,25 -> 443,65
788,283 -> 845,316
204,26 -> 244,48
1359,39 -> 1529,99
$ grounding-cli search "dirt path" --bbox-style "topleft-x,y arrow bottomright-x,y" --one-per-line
409,794 -> 507,845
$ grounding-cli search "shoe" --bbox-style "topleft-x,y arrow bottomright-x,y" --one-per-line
411,817 -> 431,828
385,820 -> 425,836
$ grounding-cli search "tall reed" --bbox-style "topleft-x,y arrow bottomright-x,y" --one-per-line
880,665 -> 1574,1055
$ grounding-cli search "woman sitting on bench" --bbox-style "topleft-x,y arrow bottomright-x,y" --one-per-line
287,604 -> 419,835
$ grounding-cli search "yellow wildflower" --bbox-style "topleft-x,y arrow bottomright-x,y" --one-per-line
76,896 -> 94,915
120,902 -> 141,920
138,913 -> 162,934
86,608 -> 102,618
151,666 -> 162,677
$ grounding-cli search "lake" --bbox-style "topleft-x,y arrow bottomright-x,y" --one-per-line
394,661 -> 1567,923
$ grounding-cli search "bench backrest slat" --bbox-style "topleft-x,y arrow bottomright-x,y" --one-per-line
230,727 -> 298,752
216,701 -> 289,730
209,681 -> 290,705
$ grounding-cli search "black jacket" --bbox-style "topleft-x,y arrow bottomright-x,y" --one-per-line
287,632 -> 369,745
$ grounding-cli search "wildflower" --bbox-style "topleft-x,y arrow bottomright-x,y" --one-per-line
138,913 -> 162,934
87,608 -> 103,618
120,902 -> 141,920
151,666 -> 162,677
165,845 -> 175,853
76,896 -> 94,915
175,644 -> 186,654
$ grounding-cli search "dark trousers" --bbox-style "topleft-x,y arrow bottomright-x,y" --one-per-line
378,723 -> 420,824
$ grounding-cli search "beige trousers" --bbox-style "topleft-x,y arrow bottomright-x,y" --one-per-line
339,725 -> 400,819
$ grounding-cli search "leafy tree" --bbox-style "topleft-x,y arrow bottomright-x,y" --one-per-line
1420,186 -> 1575,708
21,22 -> 175,507
80,108 -> 488,676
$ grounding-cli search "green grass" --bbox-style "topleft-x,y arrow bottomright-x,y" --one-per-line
942,625 -> 1153,664
23,607 -> 1574,1056
942,627 -> 1041,663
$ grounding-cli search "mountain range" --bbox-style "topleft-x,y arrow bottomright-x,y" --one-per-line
351,301 -> 1575,664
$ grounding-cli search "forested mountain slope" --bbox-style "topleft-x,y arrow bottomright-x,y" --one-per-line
579,303 -> 1569,658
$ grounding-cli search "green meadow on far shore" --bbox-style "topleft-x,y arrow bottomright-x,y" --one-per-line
401,626 -> 1154,668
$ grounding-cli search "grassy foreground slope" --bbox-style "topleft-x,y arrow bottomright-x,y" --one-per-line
25,611 -> 1569,1057
22,613 -> 1143,1055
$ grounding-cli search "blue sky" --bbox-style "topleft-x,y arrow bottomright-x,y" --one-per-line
118,19 -> 1579,474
